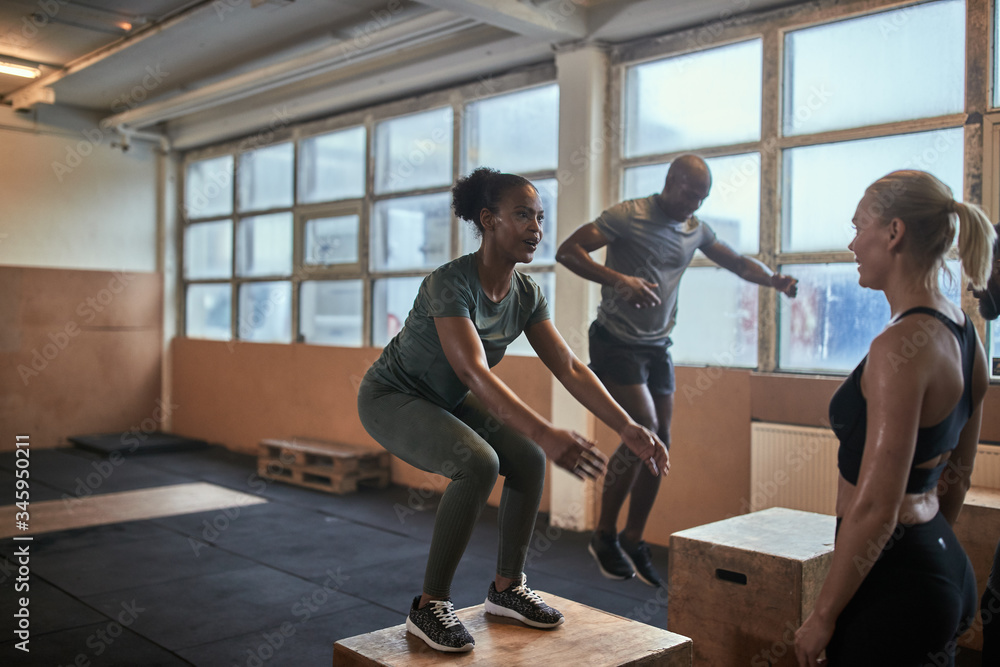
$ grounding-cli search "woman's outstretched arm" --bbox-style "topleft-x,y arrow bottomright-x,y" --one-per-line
434,316 -> 608,479
525,318 -> 669,476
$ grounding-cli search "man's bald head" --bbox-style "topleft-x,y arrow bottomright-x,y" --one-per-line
665,154 -> 711,187
658,154 -> 712,222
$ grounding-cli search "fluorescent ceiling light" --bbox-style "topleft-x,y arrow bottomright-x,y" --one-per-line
0,62 -> 40,79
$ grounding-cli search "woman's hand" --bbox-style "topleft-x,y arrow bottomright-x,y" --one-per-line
541,429 -> 609,480
620,422 -> 670,476
794,610 -> 833,667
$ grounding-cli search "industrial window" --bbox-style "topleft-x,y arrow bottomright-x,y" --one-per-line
181,75 -> 559,351
621,40 -> 764,369
616,0 -> 968,374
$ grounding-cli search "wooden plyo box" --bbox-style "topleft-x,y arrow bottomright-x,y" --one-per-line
668,507 -> 835,667
953,486 -> 1000,652
258,438 -> 390,495
332,592 -> 692,666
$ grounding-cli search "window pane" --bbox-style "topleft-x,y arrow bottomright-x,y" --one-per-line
779,262 -> 962,372
464,85 -> 559,174
184,220 -> 232,280
185,156 -> 233,219
783,129 -> 964,252
237,281 -> 291,343
237,213 -> 293,277
305,215 -> 359,266
784,0 -> 964,136
671,267 -> 758,368
622,163 -> 666,200
623,154 -> 760,253
298,127 -> 366,204
624,39 -> 762,157
300,280 -> 363,346
375,108 -> 453,194
506,271 -> 555,357
461,178 -> 559,262
372,276 -> 424,346
779,263 -> 890,372
238,142 -> 293,211
371,193 -> 451,271
186,284 -> 231,340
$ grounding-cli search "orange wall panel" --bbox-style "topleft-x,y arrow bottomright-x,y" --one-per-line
1,266 -> 162,450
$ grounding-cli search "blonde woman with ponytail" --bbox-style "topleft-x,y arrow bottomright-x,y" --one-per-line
795,170 -> 995,667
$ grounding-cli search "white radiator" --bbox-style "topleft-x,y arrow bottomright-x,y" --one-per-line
749,423 -> 1000,515
749,423 -> 839,515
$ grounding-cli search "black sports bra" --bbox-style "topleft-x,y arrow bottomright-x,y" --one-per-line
829,307 -> 976,494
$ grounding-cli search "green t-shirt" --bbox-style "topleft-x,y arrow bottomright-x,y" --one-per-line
366,253 -> 550,411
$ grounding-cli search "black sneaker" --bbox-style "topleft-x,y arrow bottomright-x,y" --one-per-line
405,596 -> 475,652
484,574 -> 564,628
619,535 -> 663,587
588,531 -> 635,580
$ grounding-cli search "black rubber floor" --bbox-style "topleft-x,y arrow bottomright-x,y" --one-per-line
0,445 -> 671,666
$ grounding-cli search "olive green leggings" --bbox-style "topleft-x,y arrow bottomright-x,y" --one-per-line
357,377 -> 547,598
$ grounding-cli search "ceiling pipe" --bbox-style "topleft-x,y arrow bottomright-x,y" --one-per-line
102,10 -> 480,133
2,0 -> 220,110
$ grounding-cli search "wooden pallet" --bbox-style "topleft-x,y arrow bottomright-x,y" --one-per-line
257,438 -> 390,495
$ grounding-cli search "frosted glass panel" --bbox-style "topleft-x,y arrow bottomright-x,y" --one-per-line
671,267 -> 758,368
185,156 -> 233,219
304,215 -> 359,266
184,220 -> 232,280
236,213 -> 293,277
784,0 -> 964,136
783,129 -> 964,253
625,39 -> 762,157
375,108 -> 453,194
238,142 -> 294,211
237,281 -> 291,343
186,284 -> 231,340
778,261 -> 961,372
298,126 -> 366,204
371,193 -> 451,272
464,85 -> 559,174
300,280 -> 363,346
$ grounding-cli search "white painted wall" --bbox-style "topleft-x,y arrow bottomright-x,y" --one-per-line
0,106 -> 158,272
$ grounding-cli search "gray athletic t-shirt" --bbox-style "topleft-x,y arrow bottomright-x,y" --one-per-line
593,195 -> 717,345
366,253 -> 550,411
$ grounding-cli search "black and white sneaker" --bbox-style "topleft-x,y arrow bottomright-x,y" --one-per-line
588,530 -> 636,580
619,535 -> 663,587
484,574 -> 564,628
405,596 -> 475,652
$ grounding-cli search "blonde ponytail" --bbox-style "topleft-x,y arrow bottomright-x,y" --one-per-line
954,200 -> 996,291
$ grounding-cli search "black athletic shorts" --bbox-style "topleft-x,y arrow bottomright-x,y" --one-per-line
587,321 -> 675,395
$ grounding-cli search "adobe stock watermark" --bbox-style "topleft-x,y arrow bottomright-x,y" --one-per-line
17,271 -> 136,386
184,106 -> 294,220
51,64 -> 171,182
236,567 -> 350,667
0,0 -> 68,49
59,599 -> 146,666
60,400 -> 179,508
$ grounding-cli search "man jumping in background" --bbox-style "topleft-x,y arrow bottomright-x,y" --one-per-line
556,154 -> 798,586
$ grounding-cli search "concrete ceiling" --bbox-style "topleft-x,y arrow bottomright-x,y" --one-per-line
0,0 -> 806,149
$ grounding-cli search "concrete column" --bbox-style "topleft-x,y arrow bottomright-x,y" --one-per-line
549,43 -> 611,530
158,150 -> 180,430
